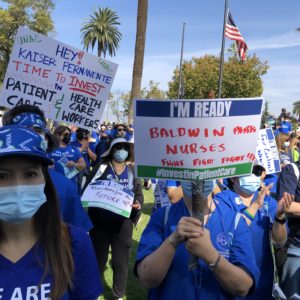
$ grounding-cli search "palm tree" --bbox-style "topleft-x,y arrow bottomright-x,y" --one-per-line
128,0 -> 148,124
293,101 -> 300,119
81,7 -> 122,58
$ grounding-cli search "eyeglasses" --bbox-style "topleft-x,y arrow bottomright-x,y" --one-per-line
117,128 -> 126,132
114,143 -> 129,151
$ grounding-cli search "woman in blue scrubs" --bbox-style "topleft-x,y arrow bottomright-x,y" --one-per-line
0,126 -> 102,299
215,171 -> 293,299
135,180 -> 259,300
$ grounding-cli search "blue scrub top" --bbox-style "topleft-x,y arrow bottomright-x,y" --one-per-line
48,144 -> 82,184
0,226 -> 102,299
215,189 -> 277,300
70,140 -> 96,171
135,199 -> 259,300
49,168 -> 93,231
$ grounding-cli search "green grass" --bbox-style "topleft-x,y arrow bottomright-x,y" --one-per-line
99,188 -> 154,300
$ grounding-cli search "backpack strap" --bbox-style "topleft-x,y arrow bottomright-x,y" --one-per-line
290,163 -> 300,181
91,163 -> 108,183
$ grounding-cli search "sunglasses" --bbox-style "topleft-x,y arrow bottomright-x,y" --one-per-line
117,128 -> 126,132
114,143 -> 129,151
62,133 -> 70,138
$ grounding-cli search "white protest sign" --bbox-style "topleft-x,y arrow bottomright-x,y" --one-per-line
81,180 -> 134,218
134,98 -> 263,181
0,26 -> 118,130
256,128 -> 281,174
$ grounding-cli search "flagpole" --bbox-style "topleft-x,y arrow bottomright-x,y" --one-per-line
218,0 -> 229,98
178,22 -> 186,99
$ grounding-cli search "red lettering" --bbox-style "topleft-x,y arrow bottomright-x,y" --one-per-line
160,128 -> 169,138
178,128 -> 186,136
204,128 -> 209,137
218,143 -> 225,152
149,127 -> 159,138
187,128 -> 200,137
213,127 -> 225,136
166,144 -> 177,154
180,144 -> 189,154
189,143 -> 197,153
233,125 -> 257,135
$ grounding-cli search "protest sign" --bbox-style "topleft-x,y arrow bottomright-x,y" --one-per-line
81,180 -> 134,218
58,156 -> 79,179
134,98 -> 263,181
0,26 -> 118,130
255,128 -> 281,174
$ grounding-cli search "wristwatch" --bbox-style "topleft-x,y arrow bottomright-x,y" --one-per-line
208,253 -> 221,270
274,215 -> 287,224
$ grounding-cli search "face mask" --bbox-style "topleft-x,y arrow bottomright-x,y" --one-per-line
181,180 -> 216,198
62,135 -> 71,144
113,149 -> 128,163
283,141 -> 290,148
0,184 -> 46,224
236,174 -> 261,195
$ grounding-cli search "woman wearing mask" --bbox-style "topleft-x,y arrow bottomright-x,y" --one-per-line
276,133 -> 291,167
214,171 -> 293,299
0,125 -> 102,299
84,138 -> 143,300
135,180 -> 260,300
48,125 -> 86,186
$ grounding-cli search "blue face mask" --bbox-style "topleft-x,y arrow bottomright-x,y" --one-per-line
0,184 -> 46,224
237,174 -> 261,195
113,149 -> 128,163
181,180 -> 216,198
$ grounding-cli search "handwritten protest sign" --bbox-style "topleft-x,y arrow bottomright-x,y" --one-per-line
134,98 -> 263,181
0,27 -> 118,130
255,128 -> 281,174
81,180 -> 134,218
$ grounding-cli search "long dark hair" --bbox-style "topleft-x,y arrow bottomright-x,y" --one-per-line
34,166 -> 74,299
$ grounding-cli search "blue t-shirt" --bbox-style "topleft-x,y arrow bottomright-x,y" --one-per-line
215,190 -> 277,300
135,199 -> 259,300
49,169 -> 93,231
0,226 -> 102,299
48,145 -> 82,183
70,140 -> 96,171
279,121 -> 292,134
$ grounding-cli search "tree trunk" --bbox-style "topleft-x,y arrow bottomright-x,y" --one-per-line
128,0 -> 148,124
98,41 -> 101,58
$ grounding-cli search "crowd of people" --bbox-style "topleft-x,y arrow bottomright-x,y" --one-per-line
0,103 -> 300,300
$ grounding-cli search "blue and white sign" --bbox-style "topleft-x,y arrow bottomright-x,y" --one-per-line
134,98 -> 263,180
255,128 -> 281,174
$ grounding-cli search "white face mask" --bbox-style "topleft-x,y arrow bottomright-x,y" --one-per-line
0,184 -> 46,224
283,141 -> 290,148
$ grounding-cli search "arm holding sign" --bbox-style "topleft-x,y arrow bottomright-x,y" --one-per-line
66,157 -> 86,171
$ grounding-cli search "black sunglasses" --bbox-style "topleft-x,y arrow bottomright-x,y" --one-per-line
114,143 -> 129,151
117,128 -> 126,132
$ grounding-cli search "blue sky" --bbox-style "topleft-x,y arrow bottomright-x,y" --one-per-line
52,0 -> 300,116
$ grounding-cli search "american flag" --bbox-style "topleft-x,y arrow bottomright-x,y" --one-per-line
225,11 -> 248,61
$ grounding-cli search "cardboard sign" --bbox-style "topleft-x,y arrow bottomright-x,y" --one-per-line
81,180 -> 134,218
256,128 -> 281,174
134,98 -> 263,181
0,27 -> 118,130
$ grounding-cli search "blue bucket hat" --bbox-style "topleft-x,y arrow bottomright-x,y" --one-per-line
0,125 -> 53,165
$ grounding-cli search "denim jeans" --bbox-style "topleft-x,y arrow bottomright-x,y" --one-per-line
281,244 -> 300,299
